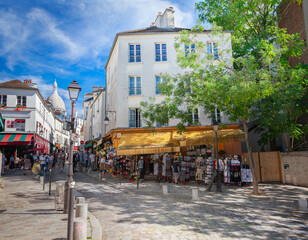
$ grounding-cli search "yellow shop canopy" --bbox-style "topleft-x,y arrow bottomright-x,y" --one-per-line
116,132 -> 180,155
172,128 -> 245,146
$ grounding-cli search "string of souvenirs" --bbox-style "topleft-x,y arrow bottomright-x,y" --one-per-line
97,144 -> 253,185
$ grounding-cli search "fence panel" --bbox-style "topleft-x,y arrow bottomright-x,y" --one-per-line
259,151 -> 282,182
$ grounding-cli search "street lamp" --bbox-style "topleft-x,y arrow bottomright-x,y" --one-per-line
213,119 -> 222,192
65,80 -> 81,240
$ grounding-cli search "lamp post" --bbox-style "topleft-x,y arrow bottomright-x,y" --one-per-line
65,80 -> 81,240
213,120 -> 222,192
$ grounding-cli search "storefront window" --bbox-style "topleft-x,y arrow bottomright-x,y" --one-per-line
15,119 -> 25,131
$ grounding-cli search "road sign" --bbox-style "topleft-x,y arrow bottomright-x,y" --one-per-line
80,140 -> 84,144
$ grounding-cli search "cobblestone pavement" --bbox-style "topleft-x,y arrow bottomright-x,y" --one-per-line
0,168 -> 93,240
74,172 -> 308,240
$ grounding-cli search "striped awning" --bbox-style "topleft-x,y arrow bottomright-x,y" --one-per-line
0,134 -> 33,145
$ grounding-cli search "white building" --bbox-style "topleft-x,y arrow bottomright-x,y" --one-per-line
82,86 -> 105,149
0,79 -> 55,156
104,7 -> 234,134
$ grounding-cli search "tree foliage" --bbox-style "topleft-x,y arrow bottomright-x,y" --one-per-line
141,0 -> 306,194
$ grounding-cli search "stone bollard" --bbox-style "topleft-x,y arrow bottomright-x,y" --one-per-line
76,203 -> 88,220
76,197 -> 85,204
87,169 -> 91,174
192,187 -> 199,201
298,198 -> 308,212
163,185 -> 170,195
40,176 -> 44,185
54,181 -> 65,211
73,218 -> 87,240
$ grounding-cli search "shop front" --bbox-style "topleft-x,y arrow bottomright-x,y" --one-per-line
34,134 -> 50,154
0,133 -> 33,159
101,125 -> 252,186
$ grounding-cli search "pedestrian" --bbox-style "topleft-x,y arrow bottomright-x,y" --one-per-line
90,153 -> 95,170
1,154 -> 7,175
39,153 -> 46,172
171,157 -> 180,184
138,156 -> 144,180
14,156 -> 21,168
100,155 -> 106,180
84,152 -> 89,168
33,153 -> 38,167
23,156 -> 31,175
32,160 -> 41,179
10,155 -> 15,169
29,153 -> 34,167
73,153 -> 77,172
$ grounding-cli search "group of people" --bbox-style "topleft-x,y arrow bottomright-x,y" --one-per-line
1,151 -> 69,176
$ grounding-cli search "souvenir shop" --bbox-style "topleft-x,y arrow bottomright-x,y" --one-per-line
101,126 -> 253,185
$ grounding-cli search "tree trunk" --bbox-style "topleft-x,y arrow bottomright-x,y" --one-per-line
282,133 -> 290,151
242,119 -> 260,195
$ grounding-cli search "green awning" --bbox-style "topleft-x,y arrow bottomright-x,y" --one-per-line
85,142 -> 92,149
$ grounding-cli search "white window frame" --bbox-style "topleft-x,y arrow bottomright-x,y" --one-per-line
191,107 -> 200,125
128,44 -> 141,63
207,42 -> 219,60
0,95 -> 7,106
185,44 -> 195,56
17,96 -> 27,107
129,108 -> 141,128
155,43 -> 167,62
129,76 -> 141,96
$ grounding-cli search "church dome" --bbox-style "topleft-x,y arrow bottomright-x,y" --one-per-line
48,80 -> 66,112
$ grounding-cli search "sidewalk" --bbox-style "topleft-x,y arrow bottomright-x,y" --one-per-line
82,168 -> 308,214
0,169 -> 98,240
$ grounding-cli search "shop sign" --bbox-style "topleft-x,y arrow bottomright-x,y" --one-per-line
71,133 -> 79,142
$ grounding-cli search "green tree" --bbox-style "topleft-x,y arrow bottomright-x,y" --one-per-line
141,0 -> 306,195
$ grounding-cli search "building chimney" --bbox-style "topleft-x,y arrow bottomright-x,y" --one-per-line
154,7 -> 175,29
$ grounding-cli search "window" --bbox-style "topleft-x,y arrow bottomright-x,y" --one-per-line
191,108 -> 200,125
155,76 -> 165,95
6,120 -> 14,128
129,108 -> 141,128
0,95 -> 7,106
17,96 -> 27,107
129,76 -> 141,96
207,42 -> 219,59
212,109 -> 221,123
129,44 -> 141,63
156,121 -> 168,127
15,119 -> 25,131
185,44 -> 195,56
155,43 -> 167,62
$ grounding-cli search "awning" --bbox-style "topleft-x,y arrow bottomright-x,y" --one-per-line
28,148 -> 45,152
117,132 -> 180,155
172,128 -> 245,146
0,134 -> 33,145
85,142 -> 92,149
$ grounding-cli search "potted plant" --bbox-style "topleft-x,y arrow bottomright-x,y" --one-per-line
16,105 -> 24,111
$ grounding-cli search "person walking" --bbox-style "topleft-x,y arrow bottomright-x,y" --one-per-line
138,156 -> 144,180
171,158 -> 181,184
32,153 -> 38,167
1,154 -> 7,175
10,155 -> 15,169
100,155 -> 106,180
23,156 -> 31,175
39,153 -> 46,172
90,153 -> 95,171
73,153 -> 77,173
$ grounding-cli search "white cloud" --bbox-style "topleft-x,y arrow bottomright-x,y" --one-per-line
0,0 -> 196,72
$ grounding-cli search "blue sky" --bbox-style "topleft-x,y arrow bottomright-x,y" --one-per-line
0,0 -> 200,116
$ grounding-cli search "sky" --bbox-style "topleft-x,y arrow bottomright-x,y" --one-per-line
0,0 -> 200,116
